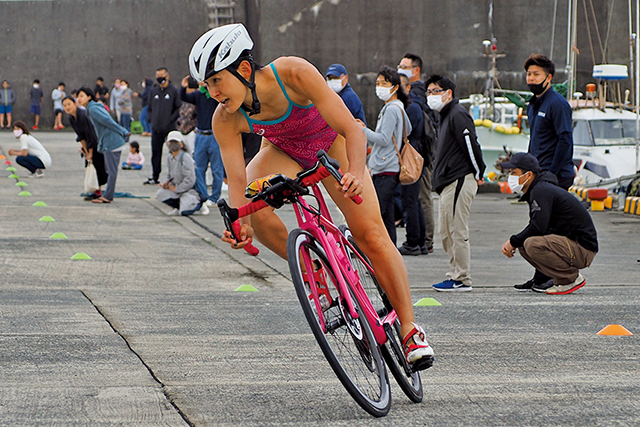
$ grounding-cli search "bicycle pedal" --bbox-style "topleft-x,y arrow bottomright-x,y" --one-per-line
410,355 -> 434,373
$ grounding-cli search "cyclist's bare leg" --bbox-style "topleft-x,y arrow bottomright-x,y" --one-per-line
325,137 -> 416,339
244,141 -> 303,259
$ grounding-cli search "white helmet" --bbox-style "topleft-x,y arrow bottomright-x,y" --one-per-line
189,23 -> 254,82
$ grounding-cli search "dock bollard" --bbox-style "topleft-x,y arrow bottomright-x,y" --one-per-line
586,188 -> 608,211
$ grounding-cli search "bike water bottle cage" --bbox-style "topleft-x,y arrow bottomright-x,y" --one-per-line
245,174 -> 279,199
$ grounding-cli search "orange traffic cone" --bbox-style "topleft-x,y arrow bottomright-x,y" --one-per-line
596,324 -> 633,336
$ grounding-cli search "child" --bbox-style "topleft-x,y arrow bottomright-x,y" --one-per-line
0,80 -> 16,129
51,82 -> 66,130
29,79 -> 44,130
122,141 -> 145,170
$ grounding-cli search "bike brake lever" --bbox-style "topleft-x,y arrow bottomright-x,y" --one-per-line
217,199 -> 260,256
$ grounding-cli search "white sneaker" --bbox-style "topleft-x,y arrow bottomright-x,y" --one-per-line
198,203 -> 210,215
545,274 -> 586,295
205,199 -> 216,207
167,208 -> 179,216
35,169 -> 44,178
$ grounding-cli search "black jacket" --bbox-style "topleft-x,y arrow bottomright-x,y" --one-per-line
69,107 -> 99,150
147,83 -> 181,133
432,99 -> 485,194
510,171 -> 599,253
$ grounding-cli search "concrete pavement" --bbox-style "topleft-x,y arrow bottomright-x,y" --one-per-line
1,131 -> 639,426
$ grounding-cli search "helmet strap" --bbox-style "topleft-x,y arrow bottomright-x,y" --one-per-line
227,60 -> 261,116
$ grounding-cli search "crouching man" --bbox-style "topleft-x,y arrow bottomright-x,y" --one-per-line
500,153 -> 598,294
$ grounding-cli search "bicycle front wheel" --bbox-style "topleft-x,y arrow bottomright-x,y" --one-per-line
287,229 -> 391,417
339,225 -> 424,403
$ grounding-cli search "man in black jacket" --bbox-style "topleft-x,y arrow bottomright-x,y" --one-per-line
427,75 -> 486,292
144,67 -> 181,185
500,153 -> 598,294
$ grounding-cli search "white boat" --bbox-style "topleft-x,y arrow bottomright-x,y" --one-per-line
572,106 -> 640,186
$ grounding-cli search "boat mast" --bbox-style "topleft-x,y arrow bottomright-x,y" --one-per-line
567,0 -> 579,102
635,0 -> 640,172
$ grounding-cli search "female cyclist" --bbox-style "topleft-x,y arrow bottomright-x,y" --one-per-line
189,23 -> 433,369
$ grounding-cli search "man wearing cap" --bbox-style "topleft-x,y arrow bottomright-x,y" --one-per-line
500,152 -> 598,294
325,64 -> 366,125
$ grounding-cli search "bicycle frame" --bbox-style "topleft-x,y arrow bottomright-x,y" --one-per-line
292,181 -> 397,346
218,150 -> 396,346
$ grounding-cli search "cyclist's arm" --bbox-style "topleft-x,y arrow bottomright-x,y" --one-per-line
275,57 -> 367,184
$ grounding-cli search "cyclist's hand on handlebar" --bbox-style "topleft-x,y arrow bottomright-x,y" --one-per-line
222,223 -> 255,249
339,171 -> 364,199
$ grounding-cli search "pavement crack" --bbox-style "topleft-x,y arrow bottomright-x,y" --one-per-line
79,290 -> 195,427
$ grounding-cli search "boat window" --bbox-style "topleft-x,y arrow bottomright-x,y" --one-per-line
573,121 -> 593,146
590,120 -> 636,146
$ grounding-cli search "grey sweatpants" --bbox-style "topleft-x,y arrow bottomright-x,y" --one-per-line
103,150 -> 122,201
438,173 -> 478,286
518,235 -> 596,285
157,188 -> 201,215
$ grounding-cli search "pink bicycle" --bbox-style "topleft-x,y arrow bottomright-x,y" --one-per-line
217,150 -> 432,417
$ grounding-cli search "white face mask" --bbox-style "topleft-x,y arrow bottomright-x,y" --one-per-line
427,94 -> 446,111
121,84 -> 128,90
508,173 -> 530,193
397,68 -> 413,80
33,84 -> 39,88
327,79 -> 344,93
13,129 -> 23,138
376,86 -> 395,102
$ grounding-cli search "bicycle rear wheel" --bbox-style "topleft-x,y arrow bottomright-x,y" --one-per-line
287,229 -> 391,417
339,225 -> 424,403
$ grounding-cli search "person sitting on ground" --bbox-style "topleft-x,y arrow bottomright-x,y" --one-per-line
500,152 -> 598,294
122,141 -> 145,170
8,120 -> 51,177
156,131 -> 209,216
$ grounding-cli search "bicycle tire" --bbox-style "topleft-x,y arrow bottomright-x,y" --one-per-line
287,229 -> 391,417
339,225 -> 423,403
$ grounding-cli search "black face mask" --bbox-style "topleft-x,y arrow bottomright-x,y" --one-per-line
157,77 -> 167,85
528,79 -> 549,96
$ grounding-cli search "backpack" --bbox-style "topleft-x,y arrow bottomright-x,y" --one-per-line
420,109 -> 438,167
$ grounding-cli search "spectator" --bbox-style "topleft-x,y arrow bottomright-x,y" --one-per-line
29,79 -> 44,130
122,141 -> 145,170
76,87 -> 129,204
62,95 -> 109,200
156,131 -> 209,216
134,78 -> 153,136
94,77 -> 110,101
117,79 -> 133,134
500,153 -> 598,294
398,52 -> 436,254
51,82 -> 66,130
109,78 -> 123,122
524,54 -> 575,190
144,67 -> 181,185
397,74 -> 427,255
8,120 -> 51,177
0,80 -> 16,129
180,75 -> 222,206
359,66 -> 411,245
325,63 -> 366,125
427,74 -> 485,292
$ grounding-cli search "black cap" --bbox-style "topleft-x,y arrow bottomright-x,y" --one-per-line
499,152 -> 540,173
